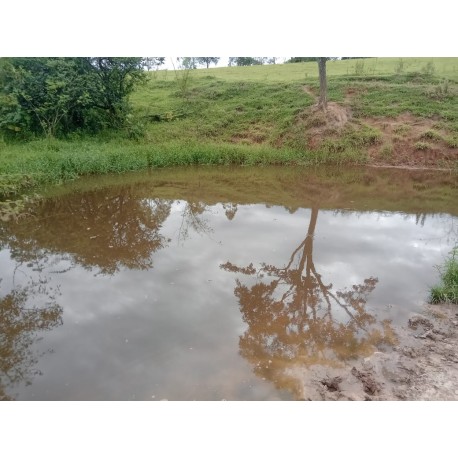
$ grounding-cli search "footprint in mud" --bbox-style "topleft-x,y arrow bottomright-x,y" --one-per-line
351,367 -> 382,395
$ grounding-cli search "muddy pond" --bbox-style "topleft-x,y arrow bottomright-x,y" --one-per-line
1,166 -> 457,400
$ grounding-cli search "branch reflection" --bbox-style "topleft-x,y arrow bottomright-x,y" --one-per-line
221,207 -> 398,397
177,201 -> 213,242
1,188 -> 172,275
0,273 -> 62,400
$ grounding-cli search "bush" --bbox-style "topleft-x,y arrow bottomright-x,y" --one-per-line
0,57 -> 147,139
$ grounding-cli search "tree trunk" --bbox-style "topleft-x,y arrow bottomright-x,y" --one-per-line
317,57 -> 327,110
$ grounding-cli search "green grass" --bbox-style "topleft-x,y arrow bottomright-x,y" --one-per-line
430,248 -> 458,304
154,58 -> 458,83
0,137 -> 367,198
1,57 -> 458,198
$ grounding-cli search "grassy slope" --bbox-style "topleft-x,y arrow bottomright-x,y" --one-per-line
1,57 -> 457,198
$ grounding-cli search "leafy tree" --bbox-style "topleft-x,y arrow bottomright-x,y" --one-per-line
0,57 -> 148,138
143,57 -> 165,70
286,57 -> 338,63
0,58 -> 89,138
77,57 -> 146,128
228,57 -> 264,66
178,57 -> 198,69
196,57 -> 220,68
285,57 -> 318,63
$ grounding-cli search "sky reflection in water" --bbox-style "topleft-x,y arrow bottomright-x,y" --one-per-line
0,167 -> 457,400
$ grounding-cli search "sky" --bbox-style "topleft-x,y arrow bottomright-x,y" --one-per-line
1,2 -> 456,57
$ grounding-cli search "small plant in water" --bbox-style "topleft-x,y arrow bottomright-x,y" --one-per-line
430,247 -> 458,304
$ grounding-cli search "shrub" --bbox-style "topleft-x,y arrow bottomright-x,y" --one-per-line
0,57 -> 147,139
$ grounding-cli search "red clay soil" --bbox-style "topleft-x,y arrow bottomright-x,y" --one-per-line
299,86 -> 458,169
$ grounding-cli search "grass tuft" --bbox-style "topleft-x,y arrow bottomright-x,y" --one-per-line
420,130 -> 443,142
430,248 -> 458,304
414,141 -> 432,151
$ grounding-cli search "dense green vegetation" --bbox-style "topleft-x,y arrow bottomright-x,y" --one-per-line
430,248 -> 458,304
0,57 -> 457,198
0,57 -> 151,139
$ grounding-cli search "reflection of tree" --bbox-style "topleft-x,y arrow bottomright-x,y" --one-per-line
221,207 -> 397,398
222,203 -> 238,221
0,277 -> 63,400
0,188 -> 172,275
178,201 -> 213,242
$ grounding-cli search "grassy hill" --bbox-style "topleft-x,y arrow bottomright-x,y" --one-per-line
1,57 -> 457,199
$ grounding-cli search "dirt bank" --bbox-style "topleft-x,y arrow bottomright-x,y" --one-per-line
297,85 -> 458,170
293,303 -> 458,400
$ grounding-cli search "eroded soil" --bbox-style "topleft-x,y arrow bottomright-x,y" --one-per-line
296,86 -> 458,169
365,113 -> 458,168
292,303 -> 458,401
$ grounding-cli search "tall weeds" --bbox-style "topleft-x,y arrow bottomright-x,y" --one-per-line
430,247 -> 458,304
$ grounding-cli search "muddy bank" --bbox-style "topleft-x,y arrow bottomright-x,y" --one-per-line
294,303 -> 458,400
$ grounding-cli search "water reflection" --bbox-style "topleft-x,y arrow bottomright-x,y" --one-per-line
178,201 -> 213,242
1,188 -> 172,275
0,166 -> 456,400
221,207 -> 398,396
0,268 -> 62,400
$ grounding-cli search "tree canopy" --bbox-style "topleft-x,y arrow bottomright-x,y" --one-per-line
285,57 -> 319,63
228,57 -> 266,66
196,57 -> 220,68
0,57 -> 153,139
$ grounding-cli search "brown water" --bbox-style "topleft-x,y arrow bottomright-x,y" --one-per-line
1,166 -> 457,400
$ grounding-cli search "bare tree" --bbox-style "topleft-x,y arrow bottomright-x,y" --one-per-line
317,57 -> 328,110
196,57 -> 220,69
